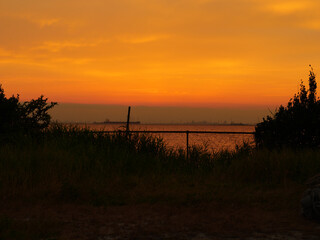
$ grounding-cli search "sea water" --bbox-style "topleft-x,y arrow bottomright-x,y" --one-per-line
86,124 -> 255,151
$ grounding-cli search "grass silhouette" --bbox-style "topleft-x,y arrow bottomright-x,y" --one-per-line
0,122 -> 319,206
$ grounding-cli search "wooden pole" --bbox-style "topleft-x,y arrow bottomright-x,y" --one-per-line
126,106 -> 131,134
186,130 -> 189,160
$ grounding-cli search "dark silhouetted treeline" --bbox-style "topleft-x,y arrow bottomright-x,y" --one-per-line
255,67 -> 320,148
0,85 -> 56,137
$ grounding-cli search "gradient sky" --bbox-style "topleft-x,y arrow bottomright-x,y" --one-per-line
1,0 -> 320,109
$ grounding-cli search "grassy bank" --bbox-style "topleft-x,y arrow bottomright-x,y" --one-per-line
0,123 -> 319,206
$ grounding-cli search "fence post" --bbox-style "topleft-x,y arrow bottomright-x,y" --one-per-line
126,106 -> 131,135
186,130 -> 189,160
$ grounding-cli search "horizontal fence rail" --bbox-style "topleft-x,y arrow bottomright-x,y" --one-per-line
92,130 -> 255,160
93,130 -> 255,134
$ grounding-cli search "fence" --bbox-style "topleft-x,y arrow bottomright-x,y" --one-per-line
92,106 -> 255,158
94,130 -> 255,159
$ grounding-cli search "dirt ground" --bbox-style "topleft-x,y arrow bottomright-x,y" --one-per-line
1,201 -> 320,240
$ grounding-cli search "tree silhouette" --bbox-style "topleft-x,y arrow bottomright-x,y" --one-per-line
255,67 -> 320,148
0,84 -> 57,136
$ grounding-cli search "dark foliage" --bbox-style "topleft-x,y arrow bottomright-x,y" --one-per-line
0,84 -> 57,136
255,67 -> 320,148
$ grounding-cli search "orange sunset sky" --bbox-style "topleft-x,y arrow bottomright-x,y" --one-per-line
1,0 -> 320,109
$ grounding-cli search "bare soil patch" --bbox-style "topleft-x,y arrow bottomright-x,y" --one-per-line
1,201 -> 319,240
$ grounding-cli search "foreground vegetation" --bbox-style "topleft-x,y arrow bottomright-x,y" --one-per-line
2,74 -> 320,238
0,123 -> 319,207
1,68 -> 320,207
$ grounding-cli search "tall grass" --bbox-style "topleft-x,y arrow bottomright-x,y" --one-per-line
0,123 -> 319,205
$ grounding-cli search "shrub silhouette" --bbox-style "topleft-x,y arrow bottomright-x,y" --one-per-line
0,84 -> 57,136
255,67 -> 320,148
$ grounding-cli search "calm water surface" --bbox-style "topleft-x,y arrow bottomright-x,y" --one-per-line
87,124 -> 255,151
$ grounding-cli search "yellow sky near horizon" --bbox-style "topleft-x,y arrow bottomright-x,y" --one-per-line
1,0 -> 320,107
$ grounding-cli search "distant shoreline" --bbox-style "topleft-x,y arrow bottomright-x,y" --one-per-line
60,122 -> 255,126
